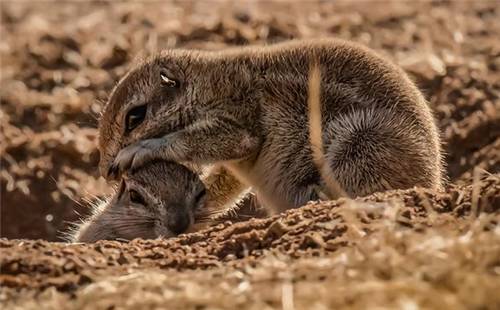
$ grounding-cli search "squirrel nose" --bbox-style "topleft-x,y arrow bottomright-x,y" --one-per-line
168,213 -> 191,235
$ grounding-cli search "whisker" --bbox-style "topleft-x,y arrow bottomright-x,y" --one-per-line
92,218 -> 157,223
100,222 -> 155,229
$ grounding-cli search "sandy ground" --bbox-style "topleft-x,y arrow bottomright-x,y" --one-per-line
1,1 -> 500,309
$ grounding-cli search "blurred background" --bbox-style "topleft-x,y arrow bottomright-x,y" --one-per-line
1,1 -> 499,241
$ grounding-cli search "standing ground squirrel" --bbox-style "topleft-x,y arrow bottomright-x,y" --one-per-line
100,39 -> 444,214
69,161 -> 207,242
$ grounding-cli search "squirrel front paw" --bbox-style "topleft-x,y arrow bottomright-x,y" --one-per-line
109,138 -> 163,179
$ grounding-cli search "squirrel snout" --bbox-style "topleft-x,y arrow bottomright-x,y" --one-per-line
167,212 -> 192,235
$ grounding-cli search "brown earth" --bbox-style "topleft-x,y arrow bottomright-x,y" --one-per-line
1,1 -> 500,309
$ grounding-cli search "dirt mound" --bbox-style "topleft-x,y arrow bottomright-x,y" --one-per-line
2,174 -> 500,309
1,1 -> 500,309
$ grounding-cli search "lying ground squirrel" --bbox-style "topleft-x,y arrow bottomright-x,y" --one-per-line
100,39 -> 444,214
69,161 -> 208,242
69,161 -> 264,243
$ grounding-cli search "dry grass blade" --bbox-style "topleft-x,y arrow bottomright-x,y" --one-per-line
471,166 -> 484,218
307,61 -> 347,200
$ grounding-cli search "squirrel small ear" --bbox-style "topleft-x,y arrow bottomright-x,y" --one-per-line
160,71 -> 178,88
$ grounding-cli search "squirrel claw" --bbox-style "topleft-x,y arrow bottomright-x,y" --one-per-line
111,139 -> 162,177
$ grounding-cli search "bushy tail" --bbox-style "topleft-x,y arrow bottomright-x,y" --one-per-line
307,61 -> 347,200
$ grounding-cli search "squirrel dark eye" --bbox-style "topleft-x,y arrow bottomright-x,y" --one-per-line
129,189 -> 147,206
126,105 -> 147,132
160,71 -> 179,88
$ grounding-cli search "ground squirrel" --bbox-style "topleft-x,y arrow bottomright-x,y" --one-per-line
69,161 -> 263,242
100,39 -> 444,214
69,161 -> 208,242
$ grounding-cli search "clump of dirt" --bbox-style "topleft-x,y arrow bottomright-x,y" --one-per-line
1,1 -> 500,309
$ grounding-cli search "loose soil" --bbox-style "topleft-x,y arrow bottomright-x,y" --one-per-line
1,1 -> 500,309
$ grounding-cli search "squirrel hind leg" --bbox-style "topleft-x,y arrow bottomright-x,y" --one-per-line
323,108 -> 442,198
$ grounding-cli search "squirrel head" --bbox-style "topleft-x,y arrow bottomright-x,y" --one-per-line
98,50 -> 196,179
72,161 -> 206,243
98,48 -> 255,178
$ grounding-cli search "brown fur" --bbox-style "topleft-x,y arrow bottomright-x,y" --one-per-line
99,39 -> 445,214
